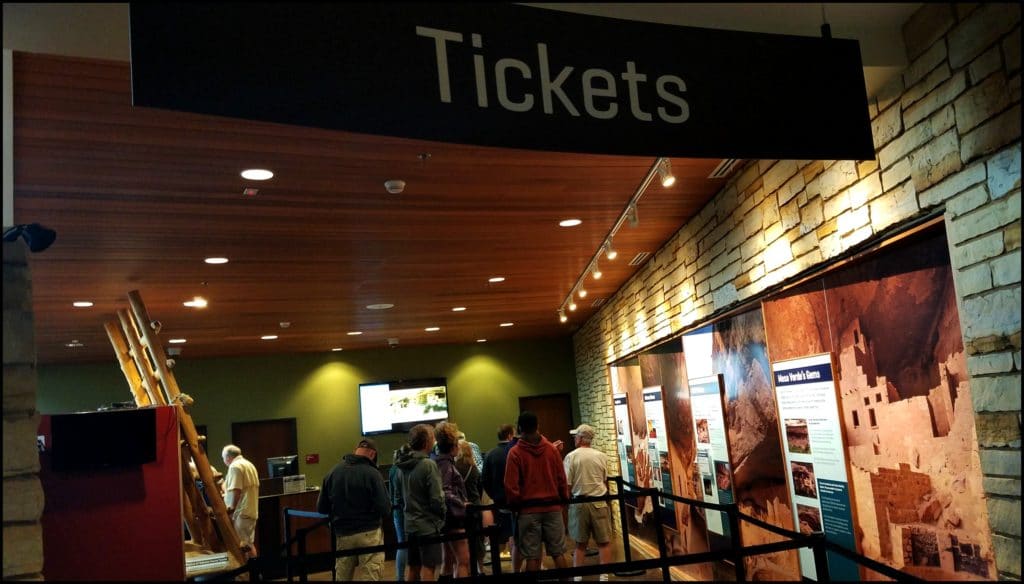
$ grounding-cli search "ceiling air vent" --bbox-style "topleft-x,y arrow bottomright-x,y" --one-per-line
628,252 -> 651,266
591,298 -> 606,308
708,158 -> 742,179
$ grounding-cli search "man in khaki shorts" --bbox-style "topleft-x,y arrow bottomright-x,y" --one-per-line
563,424 -> 612,581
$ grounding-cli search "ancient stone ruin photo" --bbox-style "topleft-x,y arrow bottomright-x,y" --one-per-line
797,504 -> 822,534
696,418 -> 710,443
785,418 -> 811,454
791,461 -> 817,499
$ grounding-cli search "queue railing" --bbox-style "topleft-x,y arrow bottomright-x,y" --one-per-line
205,476 -> 924,582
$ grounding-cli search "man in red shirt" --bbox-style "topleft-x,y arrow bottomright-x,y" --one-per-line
503,411 -> 571,574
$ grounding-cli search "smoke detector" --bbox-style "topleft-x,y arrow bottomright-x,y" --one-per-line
384,179 -> 406,194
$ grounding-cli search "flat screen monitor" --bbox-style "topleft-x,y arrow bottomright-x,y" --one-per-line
50,407 -> 157,471
267,455 -> 299,478
358,377 -> 448,435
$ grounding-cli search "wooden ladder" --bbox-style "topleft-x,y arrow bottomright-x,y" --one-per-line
105,290 -> 248,574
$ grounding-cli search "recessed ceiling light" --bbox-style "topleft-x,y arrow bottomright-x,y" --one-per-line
72,301 -> 94,308
366,303 -> 395,310
241,168 -> 274,180
168,338 -> 187,344
204,257 -> 229,264
261,335 -> 278,340
476,339 -> 487,343
500,322 -> 514,327
559,219 -> 582,227
183,297 -> 208,308
347,331 -> 362,336
332,347 -> 343,352
452,307 -> 466,312
425,326 -> 440,332
488,276 -> 505,283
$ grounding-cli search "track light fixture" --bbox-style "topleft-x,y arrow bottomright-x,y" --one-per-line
605,241 -> 618,261
558,157 -> 666,321
558,309 -> 568,323
658,158 -> 676,187
3,223 -> 57,253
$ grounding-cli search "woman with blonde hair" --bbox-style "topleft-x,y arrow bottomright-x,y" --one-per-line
431,422 -> 471,578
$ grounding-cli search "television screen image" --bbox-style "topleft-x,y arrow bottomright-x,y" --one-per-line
267,455 -> 299,478
358,378 -> 449,435
50,407 -> 157,471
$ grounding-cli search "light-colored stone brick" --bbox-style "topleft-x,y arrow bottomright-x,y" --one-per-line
918,160 -> 987,207
776,173 -> 805,207
903,68 -> 962,128
961,104 -> 1022,164
993,533 -> 1023,577
948,2 -> 1022,69
910,129 -> 963,192
1,311 -> 35,367
2,523 -> 43,578
989,497 -> 1023,536
948,191 -> 1021,245
961,287 -> 1022,341
2,365 -> 37,415
824,191 -> 850,221
881,157 -> 912,192
987,143 -> 1022,199
780,199 -> 800,231
957,262 -> 994,296
970,46 -> 1004,85
764,238 -> 793,272
878,104 -> 955,169
762,160 -> 798,194
838,206 -> 870,236
970,351 -> 1017,376
904,40 -> 949,89
849,173 -> 882,207
902,2 -> 955,61
981,449 -> 1022,476
956,72 -> 1012,134
819,160 -> 858,200
1007,222 -> 1022,251
947,185 -> 992,219
872,103 -> 902,150
857,159 -> 879,179
800,197 -> 824,235
992,250 -> 1023,287
870,182 -> 919,231
1,266 -> 32,312
984,476 -> 1022,497
976,411 -> 1023,447
2,415 -> 41,476
711,284 -> 737,311
2,476 -> 43,523
1005,27 -> 1022,73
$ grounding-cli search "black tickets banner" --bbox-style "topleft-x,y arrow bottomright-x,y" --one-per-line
130,3 -> 874,160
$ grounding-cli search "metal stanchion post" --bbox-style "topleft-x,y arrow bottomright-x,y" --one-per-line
284,510 -> 294,584
297,530 -> 308,584
613,476 -> 645,578
726,504 -> 746,582
468,507 -> 479,581
652,492 -> 670,583
812,533 -> 830,582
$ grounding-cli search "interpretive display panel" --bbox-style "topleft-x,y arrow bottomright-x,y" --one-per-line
642,386 -> 675,529
762,230 -> 994,580
612,393 -> 635,487
689,374 -> 733,542
772,354 -> 859,581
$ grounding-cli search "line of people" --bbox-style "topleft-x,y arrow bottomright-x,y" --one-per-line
316,412 -> 611,581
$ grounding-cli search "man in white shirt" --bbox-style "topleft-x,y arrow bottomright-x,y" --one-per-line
563,424 -> 612,581
222,444 -> 260,557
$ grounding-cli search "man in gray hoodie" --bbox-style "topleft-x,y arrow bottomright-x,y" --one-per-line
317,438 -> 390,581
395,424 -> 445,581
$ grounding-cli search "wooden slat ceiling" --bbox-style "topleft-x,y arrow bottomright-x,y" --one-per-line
13,52 -> 733,364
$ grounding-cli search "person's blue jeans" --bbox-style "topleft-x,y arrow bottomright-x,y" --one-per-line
393,511 -> 407,581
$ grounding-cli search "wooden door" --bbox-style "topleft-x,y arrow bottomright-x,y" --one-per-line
230,418 -> 298,479
518,394 -> 574,457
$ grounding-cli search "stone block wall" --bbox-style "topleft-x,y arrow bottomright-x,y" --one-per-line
3,240 -> 44,579
573,3 -> 1021,578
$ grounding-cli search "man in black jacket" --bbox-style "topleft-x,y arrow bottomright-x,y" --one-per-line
481,424 -> 521,571
317,438 -> 390,581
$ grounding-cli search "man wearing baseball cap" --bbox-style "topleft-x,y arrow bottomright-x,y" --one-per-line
563,424 -> 612,581
318,438 -> 390,580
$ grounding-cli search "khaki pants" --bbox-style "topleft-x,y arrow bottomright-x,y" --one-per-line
233,515 -> 257,550
335,527 -> 384,581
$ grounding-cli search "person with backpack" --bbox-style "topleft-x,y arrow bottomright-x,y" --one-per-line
395,424 -> 445,581
389,444 -> 411,581
455,439 -> 488,574
432,421 -> 471,578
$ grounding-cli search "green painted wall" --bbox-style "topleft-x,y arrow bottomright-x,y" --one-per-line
37,338 -> 579,486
